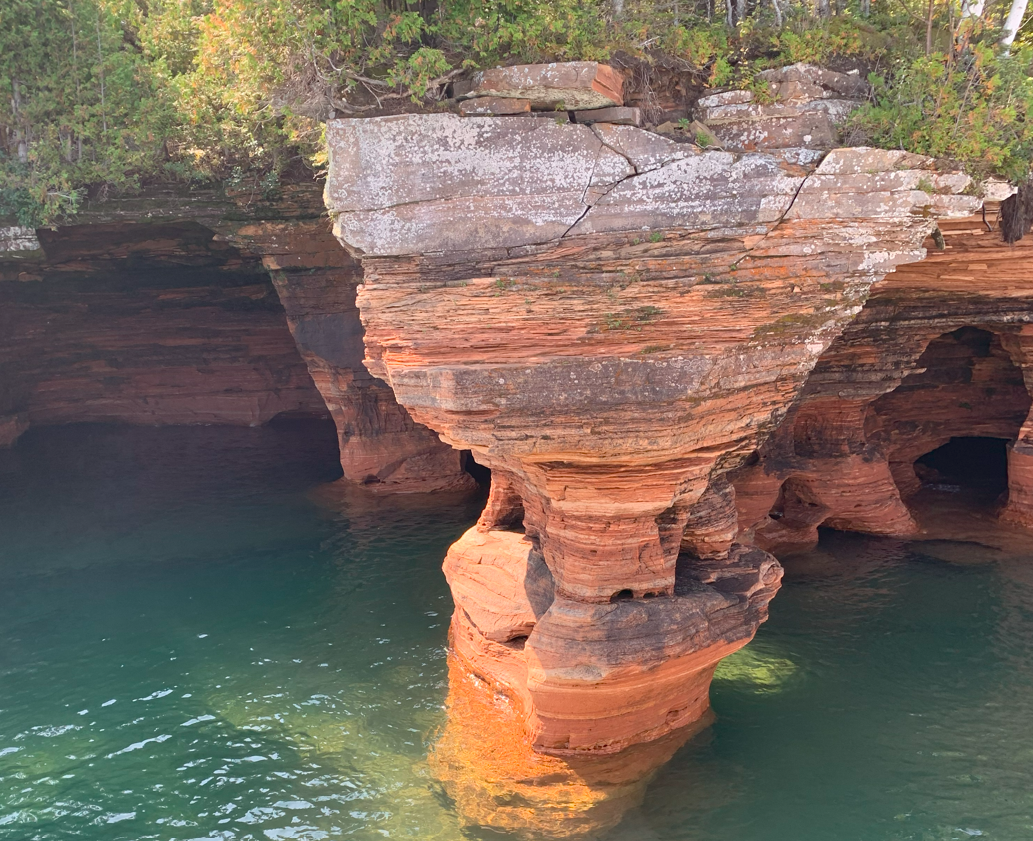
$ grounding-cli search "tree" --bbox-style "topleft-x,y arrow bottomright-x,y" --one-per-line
1001,0 -> 1029,49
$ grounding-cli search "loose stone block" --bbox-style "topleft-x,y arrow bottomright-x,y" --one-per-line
459,96 -> 532,116
696,63 -> 868,154
469,61 -> 623,110
573,106 -> 642,126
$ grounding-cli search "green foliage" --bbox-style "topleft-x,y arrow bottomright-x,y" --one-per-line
437,0 -> 610,67
3,0 -> 1033,226
850,45 -> 1033,182
0,0 -> 177,224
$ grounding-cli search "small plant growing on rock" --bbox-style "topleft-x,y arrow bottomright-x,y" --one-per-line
601,305 -> 663,332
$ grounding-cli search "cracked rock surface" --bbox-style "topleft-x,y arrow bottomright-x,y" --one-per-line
322,104 -> 986,832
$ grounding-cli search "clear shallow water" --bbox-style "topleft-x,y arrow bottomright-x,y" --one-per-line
1,424 -> 1032,841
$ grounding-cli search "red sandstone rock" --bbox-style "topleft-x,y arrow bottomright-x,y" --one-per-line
444,523 -> 781,754
468,62 -> 624,110
0,222 -> 326,434
733,213 -> 1033,551
232,220 -> 475,493
324,110 -> 980,782
430,651 -> 710,839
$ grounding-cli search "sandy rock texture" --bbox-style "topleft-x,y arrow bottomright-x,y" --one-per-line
0,185 -> 476,496
0,221 -> 327,442
467,61 -> 624,110
228,219 -> 474,493
323,74 -> 981,808
732,211 -> 1033,552
697,63 -> 867,158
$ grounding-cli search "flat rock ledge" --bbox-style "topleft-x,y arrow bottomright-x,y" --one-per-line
325,112 -> 981,257
466,61 -> 624,110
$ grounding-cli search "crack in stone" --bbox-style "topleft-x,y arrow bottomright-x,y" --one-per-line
588,126 -> 641,177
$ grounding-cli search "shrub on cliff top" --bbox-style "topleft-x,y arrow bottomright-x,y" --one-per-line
849,45 -> 1033,182
1,0 -> 1031,226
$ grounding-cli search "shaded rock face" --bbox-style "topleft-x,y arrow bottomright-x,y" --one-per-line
323,91 -> 982,835
0,221 -> 327,443
732,213 -> 1033,554
0,211 -> 474,496
228,220 -> 474,494
697,63 -> 867,160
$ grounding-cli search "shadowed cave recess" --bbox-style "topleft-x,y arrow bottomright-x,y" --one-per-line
915,436 -> 1009,495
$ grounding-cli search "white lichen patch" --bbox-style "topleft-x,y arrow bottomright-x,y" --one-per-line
0,226 -> 40,253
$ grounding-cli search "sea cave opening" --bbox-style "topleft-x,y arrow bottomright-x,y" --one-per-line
460,449 -> 492,487
913,436 -> 1010,497
863,325 -> 1031,523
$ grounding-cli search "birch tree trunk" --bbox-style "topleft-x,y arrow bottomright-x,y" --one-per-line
1001,0 -> 1028,48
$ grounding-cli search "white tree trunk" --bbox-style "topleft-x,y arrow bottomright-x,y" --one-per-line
1001,0 -> 1028,48
960,0 -> 985,17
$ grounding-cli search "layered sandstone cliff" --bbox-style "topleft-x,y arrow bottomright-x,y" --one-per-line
227,219 -> 474,493
3,59 -> 1027,839
0,190 -> 473,494
732,211 -> 1033,553
0,220 -> 326,445
322,63 -> 986,836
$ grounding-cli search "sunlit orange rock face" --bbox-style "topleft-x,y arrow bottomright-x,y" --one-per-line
733,214 -> 1033,553
323,101 -> 981,834
429,651 -> 714,839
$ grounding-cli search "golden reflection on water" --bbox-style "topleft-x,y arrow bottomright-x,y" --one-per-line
429,652 -> 713,840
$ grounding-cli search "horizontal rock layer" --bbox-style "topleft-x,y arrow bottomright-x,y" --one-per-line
0,221 -> 327,440
732,211 -> 1033,552
227,219 -> 474,493
1,193 -> 474,496
467,61 -> 624,110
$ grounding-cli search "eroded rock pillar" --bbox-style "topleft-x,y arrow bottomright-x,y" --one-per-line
322,104 -> 980,835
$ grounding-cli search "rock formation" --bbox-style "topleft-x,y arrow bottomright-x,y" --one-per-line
732,209 -> 1033,552
0,220 -> 326,445
5,58 -> 1031,839
0,188 -> 474,494
227,218 -> 474,493
322,62 -> 984,835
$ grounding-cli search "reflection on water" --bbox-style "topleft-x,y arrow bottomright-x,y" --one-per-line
1,425 -> 1033,840
624,527 -> 1033,841
429,652 -> 711,839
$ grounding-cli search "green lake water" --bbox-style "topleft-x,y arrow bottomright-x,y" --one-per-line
1,423 -> 1032,840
